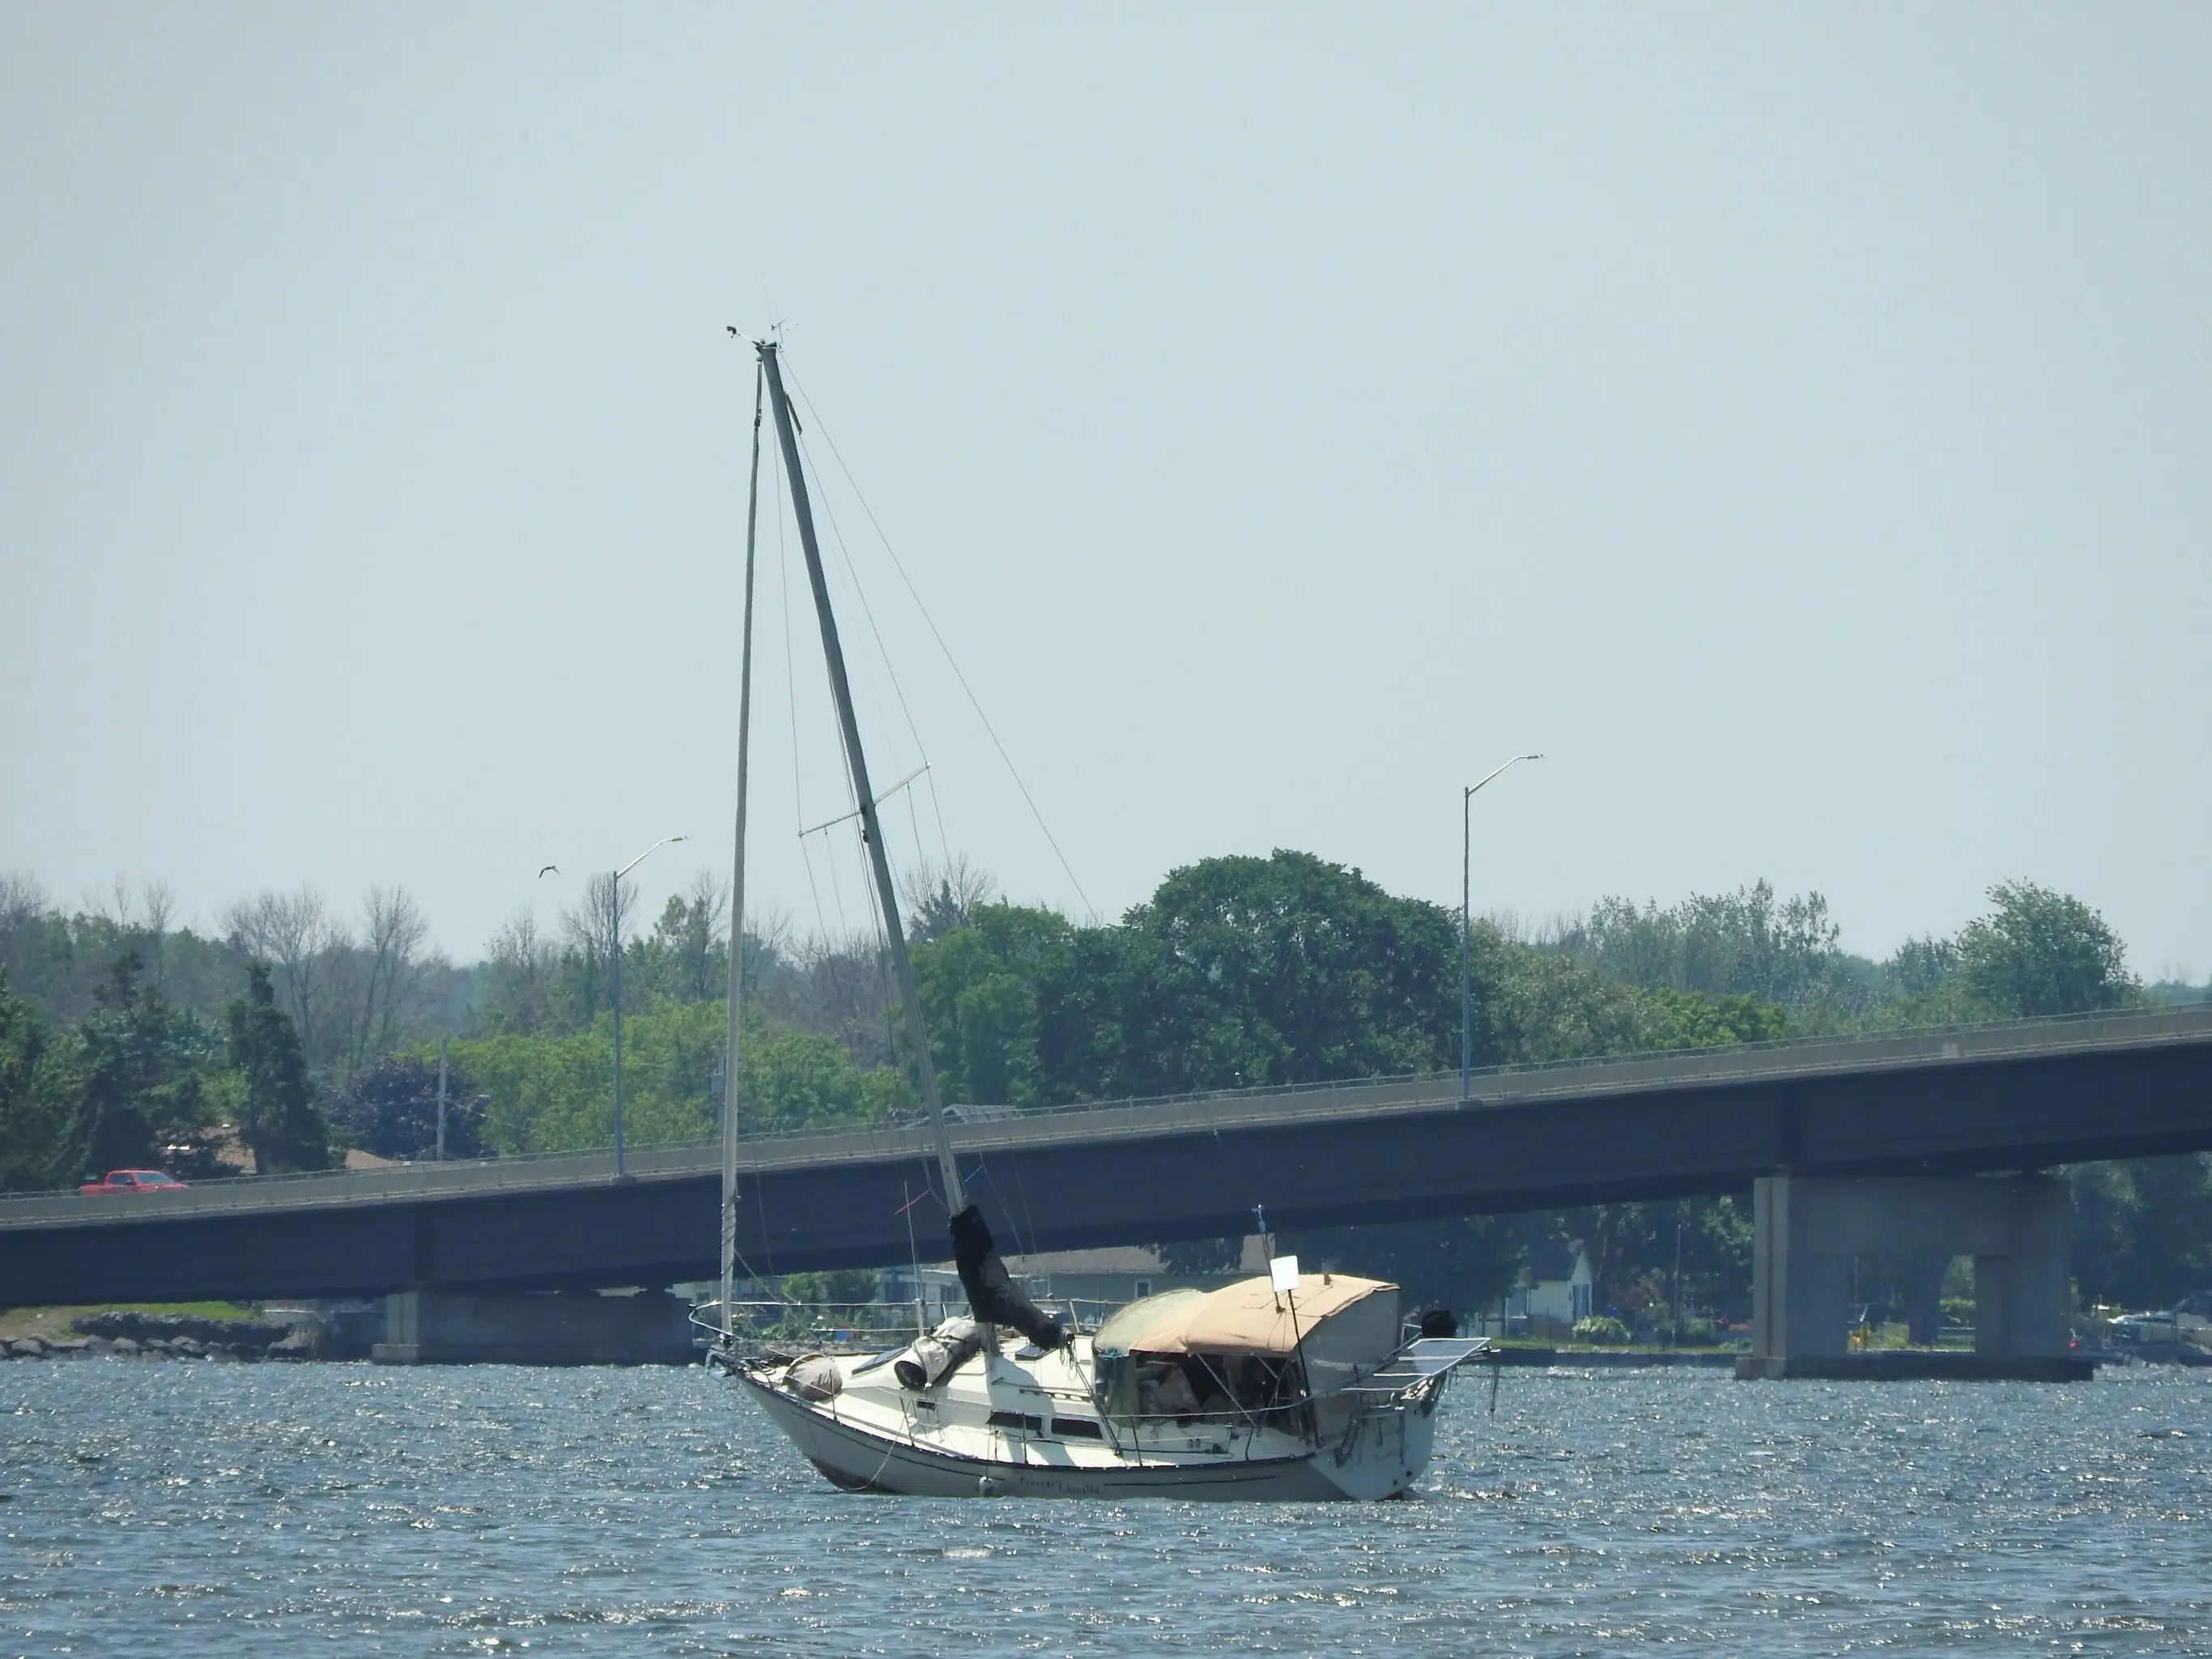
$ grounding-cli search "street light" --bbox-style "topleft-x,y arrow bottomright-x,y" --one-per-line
1461,755 -> 1543,1103
610,835 -> 687,1178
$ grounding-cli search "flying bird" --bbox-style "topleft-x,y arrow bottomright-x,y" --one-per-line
538,865 -> 559,878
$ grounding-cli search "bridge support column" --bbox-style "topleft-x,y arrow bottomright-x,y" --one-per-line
370,1291 -> 700,1367
1738,1174 -> 2091,1380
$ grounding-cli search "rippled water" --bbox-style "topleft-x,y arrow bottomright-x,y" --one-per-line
3,1357 -> 2208,1653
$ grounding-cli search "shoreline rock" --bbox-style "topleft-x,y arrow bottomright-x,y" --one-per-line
0,1310 -> 328,1361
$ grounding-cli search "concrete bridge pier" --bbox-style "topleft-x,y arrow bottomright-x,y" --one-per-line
370,1289 -> 700,1367
1737,1174 -> 2092,1380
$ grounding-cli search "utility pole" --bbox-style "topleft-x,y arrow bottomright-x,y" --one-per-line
608,836 -> 688,1179
1670,1209 -> 1684,1351
611,874 -> 624,1176
436,1037 -> 448,1161
1461,755 -> 1544,1102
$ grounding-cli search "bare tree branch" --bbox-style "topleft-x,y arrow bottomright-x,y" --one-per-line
83,874 -> 133,928
352,885 -> 431,1070
0,872 -> 49,935
484,907 -> 559,1034
139,879 -> 177,989
559,873 -> 635,1020
224,884 -> 348,1070
904,853 -> 998,943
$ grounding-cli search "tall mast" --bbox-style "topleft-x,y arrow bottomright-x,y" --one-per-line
719,361 -> 765,1332
758,342 -> 967,1214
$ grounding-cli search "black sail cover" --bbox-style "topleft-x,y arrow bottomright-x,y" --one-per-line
949,1204 -> 1066,1350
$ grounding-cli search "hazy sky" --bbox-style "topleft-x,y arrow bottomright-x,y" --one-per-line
5,6 -> 2208,979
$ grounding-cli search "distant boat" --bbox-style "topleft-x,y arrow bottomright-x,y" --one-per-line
697,338 -> 1491,1499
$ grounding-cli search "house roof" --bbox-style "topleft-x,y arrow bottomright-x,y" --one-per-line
1525,1238 -> 1585,1284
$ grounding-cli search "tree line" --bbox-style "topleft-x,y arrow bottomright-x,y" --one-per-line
1,856 -> 2205,1321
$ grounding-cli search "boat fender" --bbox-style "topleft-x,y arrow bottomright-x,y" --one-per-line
893,1317 -> 987,1390
786,1354 -> 844,1402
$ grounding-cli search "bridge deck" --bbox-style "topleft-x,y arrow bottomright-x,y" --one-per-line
5,1004 -> 2206,1229
3,1006 -> 2207,1301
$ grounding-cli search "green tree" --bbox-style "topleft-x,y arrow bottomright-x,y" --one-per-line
1155,1236 -> 1245,1274
1550,1195 -> 1755,1321
1631,985 -> 1788,1049
742,1024 -> 910,1134
225,962 -> 331,1172
455,1002 -> 721,1155
479,911 -> 560,1036
1887,934 -> 1960,999
451,1001 -> 907,1155
907,856 -> 998,945
1957,881 -> 2137,1018
1478,931 -> 1648,1062
325,1053 -> 489,1160
634,879 -> 727,1007
2069,1156 -> 2212,1311
1129,851 -> 1459,1087
913,903 -> 1074,1104
2112,1155 -> 2212,1308
1866,933 -> 1984,1027
50,953 -> 220,1186
1292,1213 -> 1525,1317
914,853 -> 1742,1108
1558,882 -> 1870,1016
2070,1160 -> 2143,1308
0,966 -> 61,1191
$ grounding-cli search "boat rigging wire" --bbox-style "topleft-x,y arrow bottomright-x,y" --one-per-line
781,355 -> 1096,921
775,424 -> 891,968
775,423 -> 833,946
859,828 -> 900,1072
719,351 -> 765,1336
900,786 -> 935,903
792,420 -> 942,845
789,406 -> 954,878
1005,1145 -> 1044,1266
780,408 -> 938,1075
750,1163 -> 778,1278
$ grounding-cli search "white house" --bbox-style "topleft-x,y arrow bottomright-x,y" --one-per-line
1518,1238 -> 1595,1326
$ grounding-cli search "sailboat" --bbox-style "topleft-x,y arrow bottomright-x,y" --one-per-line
699,338 -> 1492,1499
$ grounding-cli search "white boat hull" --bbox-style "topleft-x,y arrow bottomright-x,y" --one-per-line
725,1351 -> 1447,1502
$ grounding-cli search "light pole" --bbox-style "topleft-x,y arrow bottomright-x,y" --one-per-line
610,835 -> 687,1178
1461,755 -> 1543,1102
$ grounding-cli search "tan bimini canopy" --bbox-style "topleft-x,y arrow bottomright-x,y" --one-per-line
1108,1274 -> 1396,1357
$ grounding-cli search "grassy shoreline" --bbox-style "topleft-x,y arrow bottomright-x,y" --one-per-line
0,1302 -> 261,1342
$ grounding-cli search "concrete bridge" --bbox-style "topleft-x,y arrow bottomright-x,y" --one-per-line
5,1005 -> 2209,1366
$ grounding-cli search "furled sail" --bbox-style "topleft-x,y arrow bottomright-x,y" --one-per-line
950,1203 -> 1066,1350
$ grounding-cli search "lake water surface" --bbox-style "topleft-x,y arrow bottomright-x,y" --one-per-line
3,1357 -> 2207,1653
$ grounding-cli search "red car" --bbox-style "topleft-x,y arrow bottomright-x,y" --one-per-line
78,1169 -> 190,1196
